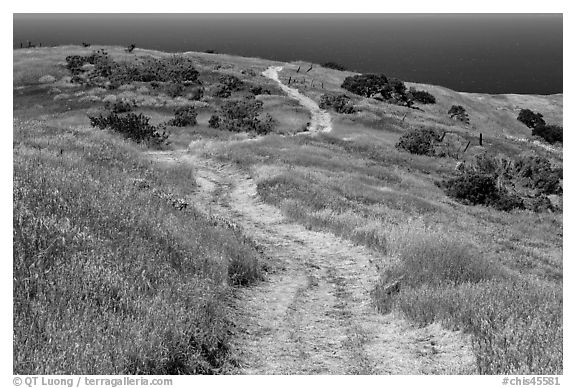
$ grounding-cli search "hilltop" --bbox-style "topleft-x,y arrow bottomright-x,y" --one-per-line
13,46 -> 562,375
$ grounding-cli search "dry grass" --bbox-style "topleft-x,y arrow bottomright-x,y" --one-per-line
13,119 -> 262,374
213,129 -> 562,375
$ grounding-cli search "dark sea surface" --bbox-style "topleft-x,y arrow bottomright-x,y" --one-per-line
13,14 -> 562,94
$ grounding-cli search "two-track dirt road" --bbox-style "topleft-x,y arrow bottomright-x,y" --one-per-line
147,66 -> 475,374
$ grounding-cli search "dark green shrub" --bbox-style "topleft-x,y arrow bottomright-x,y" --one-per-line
218,75 -> 243,91
409,88 -> 436,104
514,154 -> 562,195
533,124 -> 562,144
167,107 -> 198,127
448,105 -> 470,124
322,62 -> 347,71
319,94 -> 355,114
67,53 -> 200,87
219,99 -> 274,134
395,128 -> 441,156
250,86 -> 270,95
517,109 -> 545,129
341,73 -> 389,98
442,172 -> 499,206
88,112 -> 169,145
212,84 -> 232,98
208,115 -> 220,128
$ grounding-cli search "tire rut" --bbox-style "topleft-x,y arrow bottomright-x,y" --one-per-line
150,149 -> 476,375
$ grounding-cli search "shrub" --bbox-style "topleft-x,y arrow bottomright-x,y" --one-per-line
517,109 -> 545,129
250,86 -> 269,96
208,115 -> 220,128
322,62 -> 347,71
448,105 -> 470,124
319,94 -> 355,114
341,73 -> 389,98
218,74 -> 243,91
513,154 -> 562,195
533,124 -> 562,144
88,112 -> 169,145
212,84 -> 232,98
395,128 -> 441,156
66,53 -> 200,87
219,99 -> 274,134
409,88 -> 436,104
167,106 -> 198,127
442,172 -> 500,206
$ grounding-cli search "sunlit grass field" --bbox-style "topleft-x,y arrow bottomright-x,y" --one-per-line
13,45 -> 562,375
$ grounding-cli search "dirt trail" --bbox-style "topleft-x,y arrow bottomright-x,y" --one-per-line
262,66 -> 332,133
146,69 -> 474,374
150,146 -> 475,375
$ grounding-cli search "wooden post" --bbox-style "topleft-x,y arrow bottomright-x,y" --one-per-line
20,42 -> 22,48
479,133 -> 483,146
440,131 -> 446,142
321,82 -> 324,89
306,64 -> 313,72
401,112 -> 407,122
288,76 -> 292,84
463,140 -> 471,153
296,66 -> 300,73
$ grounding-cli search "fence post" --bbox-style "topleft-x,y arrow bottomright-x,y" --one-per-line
463,140 -> 471,153
479,133 -> 483,146
440,131 -> 446,142
296,66 -> 300,73
306,64 -> 313,72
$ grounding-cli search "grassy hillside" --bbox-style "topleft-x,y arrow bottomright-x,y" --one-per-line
13,46 -> 562,375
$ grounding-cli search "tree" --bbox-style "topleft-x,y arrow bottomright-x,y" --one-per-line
532,124 -> 563,144
517,109 -> 545,129
341,74 -> 389,98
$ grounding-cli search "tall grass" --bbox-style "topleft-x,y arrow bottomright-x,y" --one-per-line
13,119 -> 261,374
372,220 -> 562,374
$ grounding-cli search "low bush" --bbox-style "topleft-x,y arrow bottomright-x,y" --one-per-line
448,105 -> 470,124
208,115 -> 220,128
218,74 -> 243,91
219,99 -> 274,134
250,86 -> 269,96
395,128 -> 441,156
533,124 -> 562,144
517,109 -> 545,129
513,154 -> 562,195
167,106 -> 198,127
409,88 -> 436,104
88,112 -> 169,145
212,84 -> 232,98
442,172 -> 500,206
322,62 -> 347,71
66,51 -> 200,87
319,94 -> 355,114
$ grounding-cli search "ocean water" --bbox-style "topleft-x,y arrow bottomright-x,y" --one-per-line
13,14 -> 562,95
